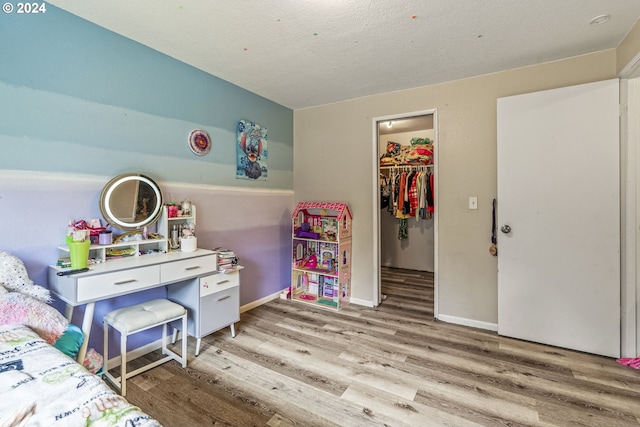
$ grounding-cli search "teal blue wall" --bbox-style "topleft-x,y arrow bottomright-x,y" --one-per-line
0,4 -> 294,358
0,4 -> 293,188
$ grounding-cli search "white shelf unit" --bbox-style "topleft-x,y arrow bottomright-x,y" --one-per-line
156,205 -> 197,252
57,238 -> 167,264
57,205 -> 197,264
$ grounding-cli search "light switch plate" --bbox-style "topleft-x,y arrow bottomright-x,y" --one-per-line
468,196 -> 478,210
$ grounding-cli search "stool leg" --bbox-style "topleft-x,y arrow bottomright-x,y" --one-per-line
181,313 -> 187,367
162,323 -> 168,355
103,319 -> 108,376
121,331 -> 127,396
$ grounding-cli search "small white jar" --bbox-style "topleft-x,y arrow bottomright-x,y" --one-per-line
181,236 -> 197,252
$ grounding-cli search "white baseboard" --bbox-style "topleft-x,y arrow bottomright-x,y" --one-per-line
348,297 -> 375,307
241,289 -> 283,313
269,288 -> 377,309
436,314 -> 498,332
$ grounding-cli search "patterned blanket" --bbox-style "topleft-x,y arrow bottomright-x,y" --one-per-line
0,324 -> 162,427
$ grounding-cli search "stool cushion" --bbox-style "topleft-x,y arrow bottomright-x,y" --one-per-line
105,299 -> 186,334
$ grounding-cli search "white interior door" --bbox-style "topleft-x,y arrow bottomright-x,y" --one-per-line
497,79 -> 620,358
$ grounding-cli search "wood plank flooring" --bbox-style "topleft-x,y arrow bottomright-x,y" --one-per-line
121,267 -> 640,426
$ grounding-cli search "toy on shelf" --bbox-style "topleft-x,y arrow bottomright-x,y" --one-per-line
302,248 -> 318,269
295,222 -> 320,239
321,217 -> 337,241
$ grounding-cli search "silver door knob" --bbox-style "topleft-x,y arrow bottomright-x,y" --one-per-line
501,225 -> 511,234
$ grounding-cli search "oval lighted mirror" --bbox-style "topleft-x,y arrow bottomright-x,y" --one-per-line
99,173 -> 163,231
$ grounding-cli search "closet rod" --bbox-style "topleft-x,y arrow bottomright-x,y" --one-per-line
380,164 -> 434,170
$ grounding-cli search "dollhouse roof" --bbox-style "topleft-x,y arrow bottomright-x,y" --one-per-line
292,202 -> 352,220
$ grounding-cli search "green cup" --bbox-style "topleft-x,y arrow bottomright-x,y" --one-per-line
68,240 -> 90,269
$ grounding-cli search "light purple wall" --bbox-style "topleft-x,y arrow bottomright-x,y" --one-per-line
0,172 -> 292,357
161,182 -> 293,305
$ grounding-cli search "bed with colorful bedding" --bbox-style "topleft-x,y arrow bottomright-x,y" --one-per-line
0,323 -> 162,427
0,250 -> 161,426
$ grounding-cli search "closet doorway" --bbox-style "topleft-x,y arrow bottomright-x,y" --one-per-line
372,109 -> 438,317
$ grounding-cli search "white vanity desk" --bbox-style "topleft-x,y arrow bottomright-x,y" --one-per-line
48,248 -> 240,362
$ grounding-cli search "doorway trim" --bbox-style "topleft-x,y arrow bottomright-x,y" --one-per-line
619,61 -> 640,358
371,108 -> 438,317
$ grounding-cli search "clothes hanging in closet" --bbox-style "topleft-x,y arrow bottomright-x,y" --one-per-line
380,167 -> 435,239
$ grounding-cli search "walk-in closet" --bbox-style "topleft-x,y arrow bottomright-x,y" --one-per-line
377,114 -> 435,315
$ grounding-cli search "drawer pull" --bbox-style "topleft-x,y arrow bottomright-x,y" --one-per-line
217,295 -> 231,302
216,280 -> 230,285
113,279 -> 137,285
184,265 -> 201,271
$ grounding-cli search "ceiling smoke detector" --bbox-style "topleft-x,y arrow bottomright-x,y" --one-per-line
590,14 -> 610,26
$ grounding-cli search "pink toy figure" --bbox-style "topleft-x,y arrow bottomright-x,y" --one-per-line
303,248 -> 318,268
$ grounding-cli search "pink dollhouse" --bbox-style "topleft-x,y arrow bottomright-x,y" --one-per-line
291,202 -> 352,309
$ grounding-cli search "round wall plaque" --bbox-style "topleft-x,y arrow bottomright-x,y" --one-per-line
188,129 -> 211,156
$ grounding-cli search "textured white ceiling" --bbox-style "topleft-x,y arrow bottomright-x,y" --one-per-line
48,0 -> 640,109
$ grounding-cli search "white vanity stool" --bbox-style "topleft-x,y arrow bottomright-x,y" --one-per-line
103,298 -> 188,396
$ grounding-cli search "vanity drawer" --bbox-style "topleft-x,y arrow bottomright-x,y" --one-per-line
161,254 -> 217,283
200,286 -> 240,336
200,272 -> 239,297
76,266 -> 160,302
